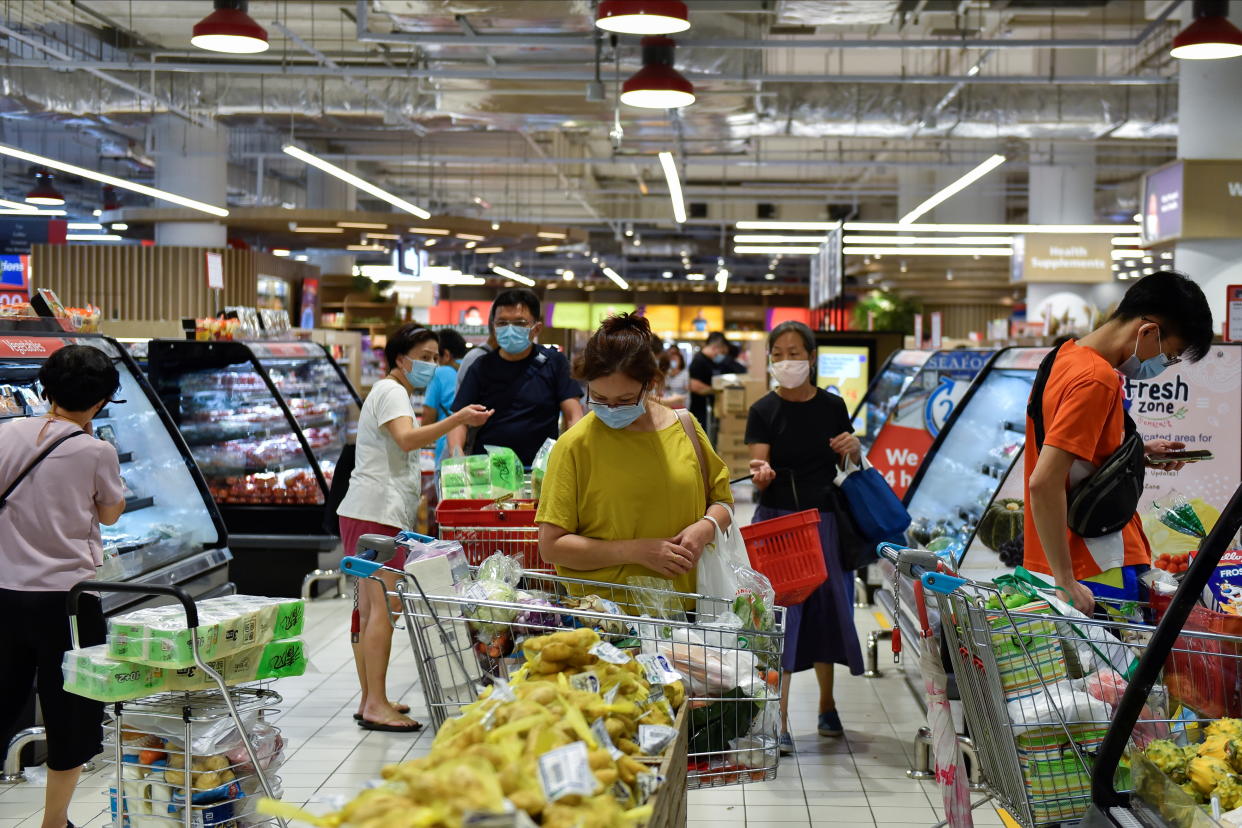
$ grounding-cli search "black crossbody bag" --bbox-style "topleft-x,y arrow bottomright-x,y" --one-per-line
1027,345 -> 1146,538
0,430 -> 90,511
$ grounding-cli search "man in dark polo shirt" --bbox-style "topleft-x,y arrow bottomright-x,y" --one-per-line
688,331 -> 730,428
447,288 -> 583,466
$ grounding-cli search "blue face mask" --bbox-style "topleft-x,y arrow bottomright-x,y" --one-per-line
495,324 -> 532,355
404,358 -> 437,389
590,395 -> 646,430
711,352 -> 726,364
1118,326 -> 1175,381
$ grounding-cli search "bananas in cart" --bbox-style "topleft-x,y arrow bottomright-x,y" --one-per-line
261,628 -> 685,828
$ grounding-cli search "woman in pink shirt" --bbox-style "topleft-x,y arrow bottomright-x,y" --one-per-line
0,345 -> 126,828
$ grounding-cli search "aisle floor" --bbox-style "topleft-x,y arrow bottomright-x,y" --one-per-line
0,595 -> 1011,828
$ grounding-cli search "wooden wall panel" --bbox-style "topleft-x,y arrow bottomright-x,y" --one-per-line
923,303 -> 1012,340
29,246 -> 315,321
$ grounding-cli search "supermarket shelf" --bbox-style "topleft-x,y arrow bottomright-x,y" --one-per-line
124,495 -> 155,513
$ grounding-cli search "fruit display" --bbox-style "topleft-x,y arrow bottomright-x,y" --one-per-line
976,498 -> 1024,552
1155,552 -> 1193,573
1140,721 -> 1242,818
263,627 -> 686,828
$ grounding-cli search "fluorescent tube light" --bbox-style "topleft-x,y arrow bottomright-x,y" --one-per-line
465,241 -> 478,249
716,268 -> 729,293
474,247 -> 504,254
364,233 -> 401,240
733,234 -> 828,244
843,235 -> 1014,245
456,233 -> 486,241
1112,249 -> 1148,259
658,151 -> 687,223
843,246 -> 1013,256
0,198 -> 37,212
537,231 -> 568,240
686,273 -> 706,280
0,142 -> 228,216
283,144 -> 430,219
0,208 -> 65,216
601,266 -> 629,289
535,245 -> 562,253
734,245 -> 821,255
410,227 -> 450,235
111,223 -> 128,230
735,220 -> 840,231
272,249 -> 291,257
492,265 -> 536,286
843,222 -> 1139,235
67,223 -> 104,230
337,221 -> 388,229
66,233 -> 123,241
347,244 -> 386,252
293,226 -> 344,233
899,154 -> 1006,224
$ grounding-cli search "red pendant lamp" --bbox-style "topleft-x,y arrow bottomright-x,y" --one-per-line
596,1 -> 690,36
620,37 -> 695,109
192,0 -> 269,54
25,169 -> 65,206
1171,0 -> 1242,59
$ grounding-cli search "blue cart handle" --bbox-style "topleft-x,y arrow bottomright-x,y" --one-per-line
921,571 -> 967,595
342,555 -> 386,578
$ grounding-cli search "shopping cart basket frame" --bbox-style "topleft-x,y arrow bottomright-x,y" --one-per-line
1086,481 -> 1242,821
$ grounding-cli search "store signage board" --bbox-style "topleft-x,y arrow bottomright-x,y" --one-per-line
817,346 -> 869,415
929,312 -> 943,348
993,346 -> 1052,371
1142,161 -> 1183,245
680,305 -> 723,335
205,252 -> 224,290
1129,344 -> 1242,555
0,335 -> 64,358
1016,234 -> 1113,284
867,349 -> 992,496
639,304 -> 679,334
249,341 -> 320,359
0,218 -> 65,255
808,224 -> 843,309
1141,159 -> 1242,244
0,254 -> 30,305
1227,285 -> 1242,343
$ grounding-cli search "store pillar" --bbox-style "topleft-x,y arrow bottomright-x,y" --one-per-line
150,114 -> 228,247
1024,142 -> 1124,321
1175,12 -> 1242,327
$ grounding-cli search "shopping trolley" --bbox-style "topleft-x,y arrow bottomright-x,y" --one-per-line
342,534 -> 787,789
67,583 -> 289,828
434,497 -> 544,570
1083,481 -> 1242,828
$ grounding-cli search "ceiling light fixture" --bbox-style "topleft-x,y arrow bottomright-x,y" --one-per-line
474,246 -> 504,254
658,151 -> 687,223
733,234 -> 828,244
337,221 -> 388,229
843,246 -> 1013,256
840,222 -> 1140,235
734,245 -> 822,255
620,37 -> 695,109
686,273 -> 706,280
465,241 -> 478,249
842,235 -> 1014,245
191,0 -> 269,54
491,222 -> 500,230
735,220 -> 841,231
272,249 -> 291,257
0,143 -> 228,216
424,238 -> 438,247
601,266 -> 630,289
492,265 -> 536,286
536,245 -> 561,253
67,223 -> 104,230
536,231 -> 568,240
764,273 -> 775,280
410,227 -> 450,235
1171,0 -> 1242,59
563,270 -> 575,281
457,233 -> 486,241
715,268 -> 729,293
346,243 -> 387,252
66,234 -> 123,242
899,154 -> 1007,224
25,169 -> 65,206
282,145 -> 430,219
0,198 -> 37,213
111,223 -> 128,231
595,0 -> 690,35
293,226 -> 344,233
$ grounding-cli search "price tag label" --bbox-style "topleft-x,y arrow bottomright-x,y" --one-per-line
635,771 -> 664,805
537,742 -> 595,802
590,718 -> 623,759
638,724 -> 678,756
636,653 -> 681,685
589,641 -> 631,664
569,671 -> 600,694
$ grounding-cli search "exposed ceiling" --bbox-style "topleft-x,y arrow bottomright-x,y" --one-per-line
0,0 -> 1189,301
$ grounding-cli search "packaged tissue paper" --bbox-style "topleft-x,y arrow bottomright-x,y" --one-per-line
107,596 -> 305,667
166,639 -> 307,691
63,645 -> 166,702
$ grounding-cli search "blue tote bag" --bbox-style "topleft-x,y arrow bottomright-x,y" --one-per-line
833,455 -> 911,544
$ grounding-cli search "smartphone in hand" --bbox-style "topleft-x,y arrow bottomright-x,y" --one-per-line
1145,449 -> 1214,464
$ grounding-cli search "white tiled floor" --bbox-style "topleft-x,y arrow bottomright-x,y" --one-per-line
0,596 -> 1014,828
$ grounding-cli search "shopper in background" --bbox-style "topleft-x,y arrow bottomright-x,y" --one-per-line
746,321 -> 864,753
656,346 -> 689,408
537,314 -> 733,597
448,288 -> 583,466
687,331 -> 729,427
454,337 -> 492,395
722,340 -> 747,374
1025,271 -> 1214,614
0,345 -> 126,828
337,323 -> 491,732
422,328 -> 468,466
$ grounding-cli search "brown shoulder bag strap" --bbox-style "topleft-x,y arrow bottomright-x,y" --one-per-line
675,409 -> 712,511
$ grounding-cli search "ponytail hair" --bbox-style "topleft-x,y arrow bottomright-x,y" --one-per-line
573,313 -> 664,388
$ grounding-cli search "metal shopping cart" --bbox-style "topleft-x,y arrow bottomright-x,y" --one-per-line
67,583 -> 289,828
1083,481 -> 1242,828
342,534 -> 787,789
435,498 -> 544,571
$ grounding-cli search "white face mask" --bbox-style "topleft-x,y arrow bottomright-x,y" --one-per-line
769,359 -> 810,389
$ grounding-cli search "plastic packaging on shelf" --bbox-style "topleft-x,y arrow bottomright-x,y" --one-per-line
107,595 -> 305,667
64,639 -> 307,702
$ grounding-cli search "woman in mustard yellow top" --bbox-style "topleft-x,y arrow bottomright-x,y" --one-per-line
536,314 -> 733,595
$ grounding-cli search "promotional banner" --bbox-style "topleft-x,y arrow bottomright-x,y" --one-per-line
0,217 -> 65,254
1129,343 -> 1242,555
590,302 -> 636,326
816,346 -> 869,420
1014,234 -> 1113,284
641,304 -> 679,334
547,301 -> 590,330
1142,161 -> 1183,245
679,305 -> 724,335
0,254 -> 30,306
867,349 -> 992,497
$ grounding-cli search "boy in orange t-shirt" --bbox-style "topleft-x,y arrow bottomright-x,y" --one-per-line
1024,272 -> 1214,614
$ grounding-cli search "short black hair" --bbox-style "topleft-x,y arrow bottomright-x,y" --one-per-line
490,289 -> 540,327
384,323 -> 439,371
1110,271 -> 1214,362
437,328 -> 468,360
39,344 -> 120,412
704,331 -> 728,348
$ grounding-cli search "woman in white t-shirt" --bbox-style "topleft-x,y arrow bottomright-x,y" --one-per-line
337,324 -> 491,732
657,346 -> 689,408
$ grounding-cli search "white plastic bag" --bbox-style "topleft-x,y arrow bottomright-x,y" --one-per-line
697,503 -> 751,601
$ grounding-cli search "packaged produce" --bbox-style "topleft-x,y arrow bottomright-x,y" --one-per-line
107,595 -> 305,668
485,445 -> 524,494
64,640 -> 307,701
531,438 -> 555,499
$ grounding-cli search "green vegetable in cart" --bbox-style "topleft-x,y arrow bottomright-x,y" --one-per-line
1153,490 -> 1207,538
485,445 -> 523,494
976,499 -> 1025,552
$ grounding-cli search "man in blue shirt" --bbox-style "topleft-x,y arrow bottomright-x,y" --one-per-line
448,289 -> 583,466
421,328 -> 467,465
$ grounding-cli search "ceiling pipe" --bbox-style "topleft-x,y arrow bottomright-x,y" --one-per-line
354,0 -> 1182,51
0,58 -> 1176,86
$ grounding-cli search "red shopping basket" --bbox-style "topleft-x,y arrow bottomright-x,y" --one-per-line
434,499 -> 548,571
739,509 -> 827,606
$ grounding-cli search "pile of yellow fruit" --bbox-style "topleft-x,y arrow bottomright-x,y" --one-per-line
263,627 -> 685,828
1144,718 -> 1242,809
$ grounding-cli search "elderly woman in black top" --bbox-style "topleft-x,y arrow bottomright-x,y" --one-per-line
745,321 -> 865,755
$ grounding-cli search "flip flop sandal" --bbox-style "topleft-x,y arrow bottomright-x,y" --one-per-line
357,718 -> 422,733
353,704 -> 410,721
